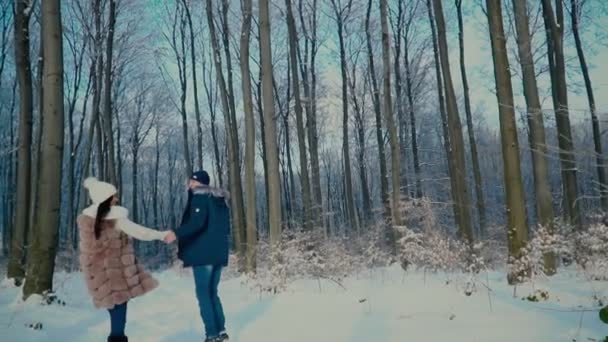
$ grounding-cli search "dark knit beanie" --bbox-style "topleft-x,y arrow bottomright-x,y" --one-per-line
191,170 -> 210,185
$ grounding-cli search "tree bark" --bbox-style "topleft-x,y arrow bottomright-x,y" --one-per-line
402,3 -> 422,199
427,0 -> 456,231
183,0 -> 204,170
297,0 -> 323,226
285,0 -> 313,231
511,0 -> 556,274
392,1 -> 410,199
485,0 -> 529,284
455,0 -> 485,235
101,0 -> 117,184
569,0 -> 607,212
23,0 -> 65,298
331,0 -> 358,232
366,0 -> 390,223
541,0 -> 580,227
240,0 -> 257,273
381,0 -> 403,229
206,0 -> 246,266
7,0 -> 33,283
172,3 -> 192,174
259,0 -> 283,246
432,0 -> 474,247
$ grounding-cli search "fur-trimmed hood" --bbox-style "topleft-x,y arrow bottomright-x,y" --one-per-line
192,185 -> 230,200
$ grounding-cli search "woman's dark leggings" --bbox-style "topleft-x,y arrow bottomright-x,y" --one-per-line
108,302 -> 128,336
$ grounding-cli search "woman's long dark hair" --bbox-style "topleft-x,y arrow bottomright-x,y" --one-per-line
94,196 -> 113,239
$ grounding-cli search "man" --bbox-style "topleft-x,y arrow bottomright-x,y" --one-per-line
165,171 -> 231,342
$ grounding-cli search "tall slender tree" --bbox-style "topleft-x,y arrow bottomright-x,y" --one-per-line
101,0 -> 117,184
366,0 -> 390,222
330,0 -> 358,232
569,0 -> 607,211
206,0 -> 246,264
381,0 -> 403,231
23,0 -> 65,298
259,0 -> 283,245
541,0 -> 580,226
285,0 -> 313,231
182,0 -> 204,170
511,0 -> 556,274
431,0 -> 473,246
486,0 -> 529,284
455,0 -> 485,234
240,0 -> 257,273
7,0 -> 33,284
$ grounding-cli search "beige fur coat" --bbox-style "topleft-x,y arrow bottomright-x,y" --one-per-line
77,208 -> 158,309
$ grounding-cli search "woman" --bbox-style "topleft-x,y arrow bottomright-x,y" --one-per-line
77,177 -> 169,342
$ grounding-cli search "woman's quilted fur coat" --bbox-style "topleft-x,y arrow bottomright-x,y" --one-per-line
77,207 -> 158,309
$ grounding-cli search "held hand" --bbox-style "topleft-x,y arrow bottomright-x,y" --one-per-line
164,231 -> 177,244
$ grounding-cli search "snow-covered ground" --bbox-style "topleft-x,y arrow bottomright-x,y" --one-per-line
0,265 -> 606,342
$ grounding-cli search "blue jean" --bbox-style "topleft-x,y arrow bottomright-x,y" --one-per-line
193,265 -> 226,338
107,302 -> 127,337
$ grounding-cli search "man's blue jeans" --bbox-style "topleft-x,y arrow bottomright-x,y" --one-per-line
193,265 -> 226,338
107,301 -> 127,337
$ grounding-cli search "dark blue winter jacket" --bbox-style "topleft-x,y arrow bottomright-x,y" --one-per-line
174,185 -> 231,267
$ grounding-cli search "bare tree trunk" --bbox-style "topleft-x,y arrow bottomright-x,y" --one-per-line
260,0 -> 283,245
432,0 -> 474,246
206,0 -> 246,267
240,0 -> 257,273
182,0 -> 204,170
23,0 -> 65,298
569,0 -> 607,212
101,0 -> 117,184
7,0 -> 33,283
541,0 -> 580,227
297,0 -> 323,226
331,0 -> 358,232
218,0 -> 247,254
201,48 -> 223,186
392,1 -> 410,199
381,0 -> 403,229
349,65 -> 372,224
485,0 -> 529,284
285,0 -> 313,231
512,0 -> 556,274
427,0 -> 456,230
456,0 -> 486,235
171,3 -> 192,174
366,0 -> 390,223
278,73 -> 297,223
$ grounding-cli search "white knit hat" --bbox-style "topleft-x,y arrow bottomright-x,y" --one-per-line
83,177 -> 117,204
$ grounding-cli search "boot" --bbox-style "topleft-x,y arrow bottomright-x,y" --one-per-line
107,336 -> 128,342
219,332 -> 230,341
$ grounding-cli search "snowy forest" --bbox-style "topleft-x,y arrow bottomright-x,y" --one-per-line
0,0 -> 608,341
